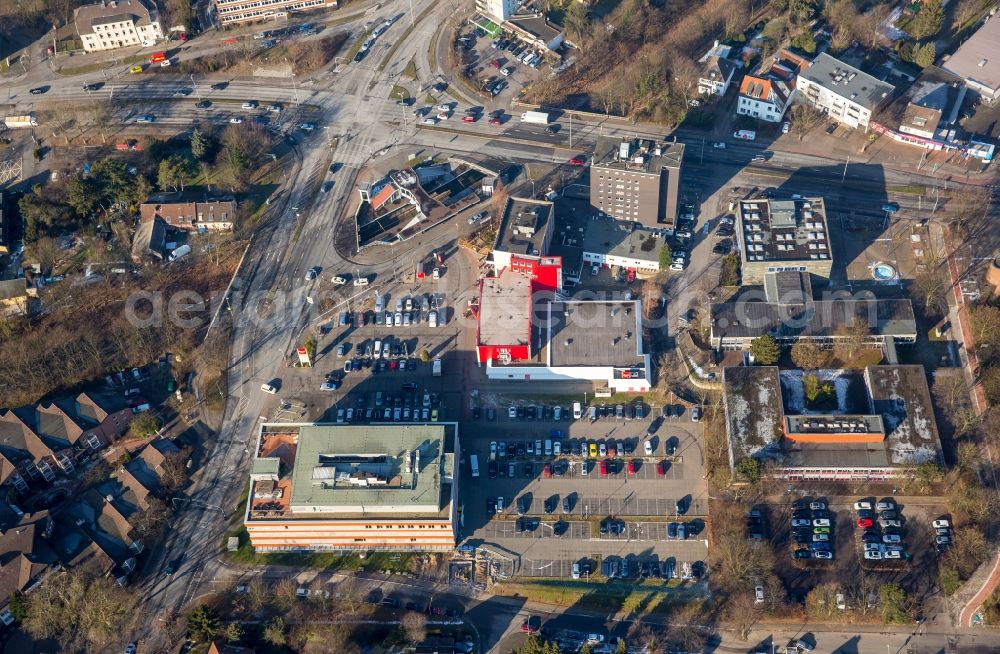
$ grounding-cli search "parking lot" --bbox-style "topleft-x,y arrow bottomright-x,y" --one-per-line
456,23 -> 548,104
768,494 -> 947,601
460,407 -> 709,579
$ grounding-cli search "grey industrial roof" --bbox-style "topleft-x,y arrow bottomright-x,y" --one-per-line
280,424 -> 453,514
494,197 -> 552,257
592,136 -> 684,174
738,197 -> 831,263
581,216 -> 664,265
723,366 -> 783,462
799,52 -> 894,110
783,442 -> 891,469
866,365 -> 942,465
764,270 -> 813,305
478,271 -> 533,347
711,297 -> 917,341
942,16 -> 1000,93
546,300 -> 645,368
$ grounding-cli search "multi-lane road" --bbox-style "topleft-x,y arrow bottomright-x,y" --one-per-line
3,1 -> 996,651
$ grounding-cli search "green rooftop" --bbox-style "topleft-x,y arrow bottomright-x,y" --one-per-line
265,423 -> 456,516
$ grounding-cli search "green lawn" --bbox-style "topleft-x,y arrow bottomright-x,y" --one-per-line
493,578 -> 700,613
403,59 -> 418,80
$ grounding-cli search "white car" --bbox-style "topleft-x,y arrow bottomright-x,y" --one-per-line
437,112 -> 450,121
490,441 -> 497,454
422,117 -> 438,125
879,518 -> 902,529
394,312 -> 403,325
882,534 -> 901,544
644,440 -> 653,455
754,585 -> 764,604
299,123 -> 315,131
712,142 -> 726,149
160,59 -> 172,67
813,551 -> 833,560
242,101 -> 257,109
496,496 -> 504,512
781,121 -> 790,134
792,518 -> 812,528
809,501 -> 826,511
854,501 -> 873,511
669,261 -> 684,272
509,406 -> 517,418
229,117 -> 243,124
876,500 -> 895,511
428,310 -> 438,328
932,519 -> 950,529
864,551 -> 882,560
812,518 -> 830,527
260,383 -> 277,394
432,267 -> 441,279
332,275 -> 347,285
437,103 -> 451,112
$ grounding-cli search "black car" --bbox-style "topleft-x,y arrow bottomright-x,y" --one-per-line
526,405 -> 536,420
487,460 -> 497,478
405,601 -> 420,611
712,240 -> 732,255
196,100 -> 212,109
486,407 -> 496,421
472,406 -> 482,420
29,86 -> 48,95
516,405 -> 525,419
524,462 -> 533,477
563,496 -> 573,513
210,82 -> 228,90
544,497 -> 557,513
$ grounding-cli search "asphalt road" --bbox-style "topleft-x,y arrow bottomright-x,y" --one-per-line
4,2 -> 996,650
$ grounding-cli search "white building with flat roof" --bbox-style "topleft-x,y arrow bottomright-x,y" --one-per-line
796,53 -> 894,130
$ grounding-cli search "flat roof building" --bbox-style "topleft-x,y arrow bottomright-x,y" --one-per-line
492,197 -> 554,272
590,137 -> 684,229
737,197 -> 833,283
244,423 -> 458,552
723,364 -> 942,481
941,15 -> 1000,103
214,0 -> 336,25
580,215 -> 667,276
797,52 -> 894,130
710,271 -> 917,354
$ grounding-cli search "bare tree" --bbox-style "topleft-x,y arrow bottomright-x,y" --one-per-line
402,611 -> 428,644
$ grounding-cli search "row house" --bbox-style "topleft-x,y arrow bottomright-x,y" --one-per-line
0,394 -> 133,492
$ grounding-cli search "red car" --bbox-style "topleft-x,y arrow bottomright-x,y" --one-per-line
542,463 -> 552,478
490,58 -> 502,69
520,616 -> 541,634
857,517 -> 873,528
599,460 -> 608,476
656,460 -> 668,476
627,459 -> 637,475
489,118 -> 502,126
462,114 -> 475,123
389,360 -> 398,371
568,156 -> 586,166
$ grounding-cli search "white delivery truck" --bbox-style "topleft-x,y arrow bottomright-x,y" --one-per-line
432,358 -> 442,376
521,110 -> 550,125
4,115 -> 38,128
733,129 -> 756,141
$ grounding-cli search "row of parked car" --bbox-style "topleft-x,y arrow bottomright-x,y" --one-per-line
790,498 -> 835,561
855,498 -> 908,562
488,35 -> 545,68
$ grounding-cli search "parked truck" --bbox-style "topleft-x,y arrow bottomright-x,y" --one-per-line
4,115 -> 38,128
520,110 -> 550,125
